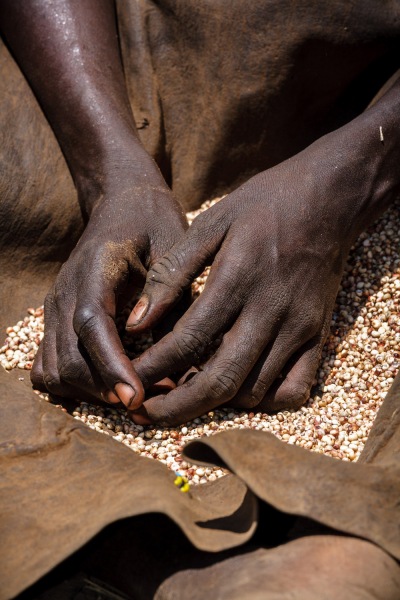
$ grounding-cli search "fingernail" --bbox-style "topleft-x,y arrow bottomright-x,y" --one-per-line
130,412 -> 152,426
126,296 -> 149,328
115,382 -> 136,408
177,367 -> 200,386
103,390 -> 121,405
149,377 -> 177,394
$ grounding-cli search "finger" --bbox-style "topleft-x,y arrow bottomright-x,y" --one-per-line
73,294 -> 145,409
126,208 -> 227,332
129,408 -> 152,426
41,287 -> 129,405
39,294 -> 83,399
150,288 -> 192,343
116,281 -> 144,316
131,315 -> 269,426
40,293 -> 67,396
56,244 -> 147,408
55,327 -> 104,399
127,374 -> 176,426
49,279 -> 112,400
259,334 -> 326,413
228,320 -> 322,410
226,342 -> 274,409
33,330 -> 104,404
130,252 -> 248,388
148,377 -> 176,394
30,344 -> 47,392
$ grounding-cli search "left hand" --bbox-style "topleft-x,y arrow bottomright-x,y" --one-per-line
126,143 -> 360,426
126,71 -> 400,427
30,169 -> 188,407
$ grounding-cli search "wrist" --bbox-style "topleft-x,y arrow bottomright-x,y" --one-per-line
298,88 -> 400,243
73,137 -> 167,219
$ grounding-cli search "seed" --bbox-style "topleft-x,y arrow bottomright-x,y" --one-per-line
2,199 -> 399,484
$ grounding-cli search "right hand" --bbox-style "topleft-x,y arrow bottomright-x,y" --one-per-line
125,140 -> 366,426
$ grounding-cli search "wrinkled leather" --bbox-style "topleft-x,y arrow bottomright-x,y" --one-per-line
1,1 -> 400,598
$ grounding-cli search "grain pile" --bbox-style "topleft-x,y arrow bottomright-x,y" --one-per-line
1,199 -> 399,485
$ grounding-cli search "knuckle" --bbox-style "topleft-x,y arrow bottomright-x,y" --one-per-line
53,279 -> 77,308
44,290 -> 57,316
215,267 -> 240,291
145,270 -> 184,307
73,306 -> 98,338
173,326 -> 211,363
42,372 -> 62,395
251,377 -> 271,405
297,308 -> 324,339
277,381 -> 310,410
58,355 -> 88,386
44,289 -> 54,308
191,203 -> 226,237
190,209 -> 214,236
146,251 -> 193,299
207,368 -> 241,400
191,209 -> 209,229
147,253 -> 181,285
30,364 -> 46,391
300,319 -> 320,340
236,394 -> 262,409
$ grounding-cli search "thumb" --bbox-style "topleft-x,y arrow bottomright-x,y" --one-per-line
126,213 -> 222,332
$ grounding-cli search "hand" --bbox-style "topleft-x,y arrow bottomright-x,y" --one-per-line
31,166 -> 187,408
126,140 -> 374,425
1,0 -> 187,407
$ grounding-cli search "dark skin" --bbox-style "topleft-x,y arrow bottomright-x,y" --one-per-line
1,1 -> 399,424
128,82 -> 400,426
0,0 -> 186,407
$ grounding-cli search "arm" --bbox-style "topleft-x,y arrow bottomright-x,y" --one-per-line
126,78 -> 400,425
0,0 -> 187,406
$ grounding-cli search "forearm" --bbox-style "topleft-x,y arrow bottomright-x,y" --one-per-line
293,78 -> 400,244
0,0 -> 154,217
